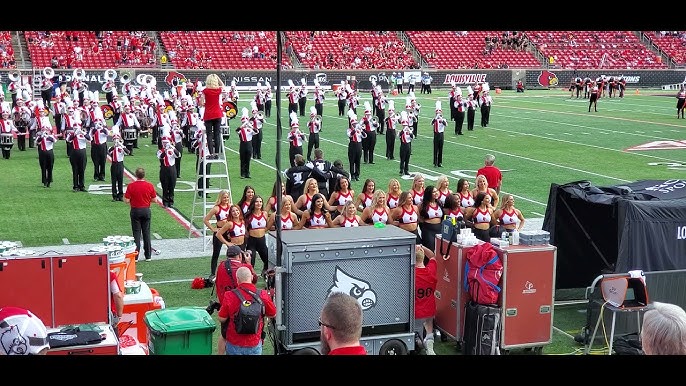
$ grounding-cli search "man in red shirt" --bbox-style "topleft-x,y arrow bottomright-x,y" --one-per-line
477,154 -> 502,195
213,246 -> 258,354
124,167 -> 157,261
217,266 -> 276,355
414,245 -> 437,355
319,292 -> 366,355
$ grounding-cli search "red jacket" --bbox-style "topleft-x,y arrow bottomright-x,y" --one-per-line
214,258 -> 257,301
217,283 -> 276,347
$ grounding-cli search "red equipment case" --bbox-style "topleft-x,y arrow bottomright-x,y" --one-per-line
433,235 -> 475,343
496,244 -> 557,353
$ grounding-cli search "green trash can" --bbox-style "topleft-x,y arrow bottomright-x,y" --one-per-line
144,307 -> 216,355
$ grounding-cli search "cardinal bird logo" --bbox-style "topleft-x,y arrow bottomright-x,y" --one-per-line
538,70 -> 559,88
164,71 -> 187,87
327,266 -> 377,311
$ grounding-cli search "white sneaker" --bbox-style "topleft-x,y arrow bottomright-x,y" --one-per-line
424,339 -> 436,355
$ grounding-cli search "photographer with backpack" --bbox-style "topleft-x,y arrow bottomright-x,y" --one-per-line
217,266 -> 276,355
209,246 -> 258,355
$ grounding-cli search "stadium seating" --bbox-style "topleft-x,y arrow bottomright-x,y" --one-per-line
158,31 -> 290,70
406,31 -> 541,69
527,31 -> 667,69
285,31 -> 417,70
642,31 -> 686,67
25,31 -> 156,69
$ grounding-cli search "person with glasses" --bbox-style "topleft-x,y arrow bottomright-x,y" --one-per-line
319,292 -> 366,355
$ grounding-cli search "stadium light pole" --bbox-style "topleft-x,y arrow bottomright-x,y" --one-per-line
275,31 -> 283,267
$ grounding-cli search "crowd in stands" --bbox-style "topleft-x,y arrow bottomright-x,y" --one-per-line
26,31 -> 157,69
0,31 -> 15,68
285,31 -> 418,70
12,30 -> 686,71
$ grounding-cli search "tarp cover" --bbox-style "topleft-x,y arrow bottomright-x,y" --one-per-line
543,179 -> 686,289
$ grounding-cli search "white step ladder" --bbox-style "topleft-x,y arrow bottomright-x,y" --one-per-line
189,130 -> 233,251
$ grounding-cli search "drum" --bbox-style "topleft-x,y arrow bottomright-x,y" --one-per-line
0,133 -> 13,146
123,128 -> 138,141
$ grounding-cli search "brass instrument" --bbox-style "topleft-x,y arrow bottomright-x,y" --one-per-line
102,69 -> 117,92
8,70 -> 20,82
255,111 -> 265,120
120,72 -> 132,84
73,68 -> 86,81
370,116 -> 379,126
313,115 -> 322,125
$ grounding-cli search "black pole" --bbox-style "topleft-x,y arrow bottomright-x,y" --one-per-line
275,31 -> 283,267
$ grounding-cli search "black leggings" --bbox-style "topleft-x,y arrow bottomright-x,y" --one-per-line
210,231 -> 229,276
247,235 -> 268,271
420,222 -> 442,254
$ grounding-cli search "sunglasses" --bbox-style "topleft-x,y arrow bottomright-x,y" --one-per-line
318,318 -> 336,330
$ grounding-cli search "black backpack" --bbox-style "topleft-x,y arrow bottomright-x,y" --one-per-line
231,288 -> 264,335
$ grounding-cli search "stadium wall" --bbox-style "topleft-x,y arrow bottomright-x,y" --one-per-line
3,68 -> 685,96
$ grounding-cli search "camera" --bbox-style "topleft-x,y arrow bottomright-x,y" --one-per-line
206,300 -> 221,315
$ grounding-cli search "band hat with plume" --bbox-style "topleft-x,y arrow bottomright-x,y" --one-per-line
250,100 -> 258,113
364,101 -> 371,115
347,109 -> 358,125
435,100 -> 442,113
310,106 -> 317,116
290,111 -> 299,128
388,99 -> 395,112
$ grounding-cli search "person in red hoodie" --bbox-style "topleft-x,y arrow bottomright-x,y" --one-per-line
319,291 -> 366,355
414,245 -> 438,355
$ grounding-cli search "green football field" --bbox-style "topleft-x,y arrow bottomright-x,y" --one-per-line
1,87 -> 684,355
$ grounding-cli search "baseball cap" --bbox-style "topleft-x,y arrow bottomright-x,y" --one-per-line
226,245 -> 243,257
0,307 -> 50,355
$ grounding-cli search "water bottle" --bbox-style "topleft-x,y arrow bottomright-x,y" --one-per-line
501,231 -> 508,241
512,229 -> 520,245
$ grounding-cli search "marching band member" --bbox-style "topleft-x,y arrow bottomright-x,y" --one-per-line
110,90 -> 122,126
312,80 -> 324,118
473,82 -> 482,107
66,123 -> 91,192
12,98 -> 32,151
287,79 -> 298,117
191,123 -> 211,196
375,85 -> 386,134
228,80 -> 240,104
346,110 -> 366,182
157,138 -> 181,209
7,74 -> 21,108
108,134 -> 129,201
170,113 -> 184,179
0,103 -> 19,159
448,83 -> 458,121
466,94 -> 478,131
112,101 -> 141,156
361,101 -> 378,165
398,111 -> 415,176
385,100 -> 398,160
409,92 -> 420,138
253,82 -> 265,114
60,102 -> 80,157
180,95 -> 196,152
370,80 -> 379,116
250,100 -> 264,160
431,101 -> 448,168
236,108 -> 258,179
263,81 -> 272,118
347,85 -> 359,116
480,87 -> 493,127
306,106 -> 321,161
453,93 -> 467,135
35,116 -> 56,188
287,112 -> 306,168
39,73 -> 54,110
298,78 -> 308,116
89,118 -> 109,181
336,80 -> 348,116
